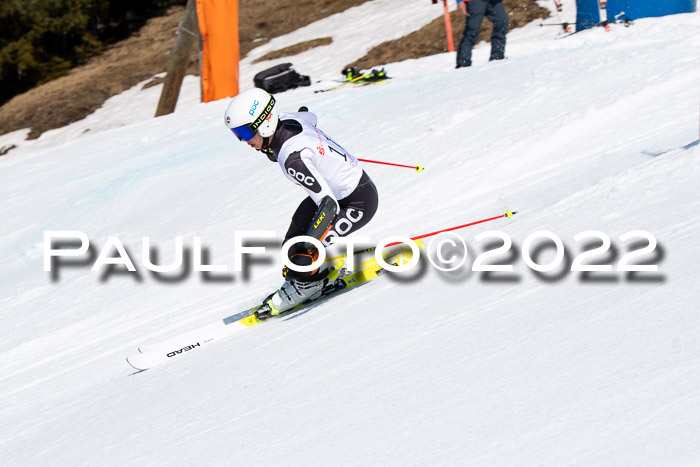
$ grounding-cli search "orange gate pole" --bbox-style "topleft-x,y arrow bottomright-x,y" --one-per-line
443,0 -> 455,52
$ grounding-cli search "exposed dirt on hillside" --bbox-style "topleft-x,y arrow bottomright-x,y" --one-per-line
0,7 -> 190,141
253,38 -> 334,64
0,0 -> 368,141
0,0 -> 549,143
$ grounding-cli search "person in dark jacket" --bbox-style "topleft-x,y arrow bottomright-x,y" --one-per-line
455,0 -> 509,68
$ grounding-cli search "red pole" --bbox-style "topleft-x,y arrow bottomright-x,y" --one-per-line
385,210 -> 517,247
443,0 -> 455,52
326,210 -> 517,261
357,158 -> 424,172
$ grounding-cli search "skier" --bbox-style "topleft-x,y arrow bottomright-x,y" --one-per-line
224,88 -> 379,316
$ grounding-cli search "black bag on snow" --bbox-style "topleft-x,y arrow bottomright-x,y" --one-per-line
253,63 -> 311,94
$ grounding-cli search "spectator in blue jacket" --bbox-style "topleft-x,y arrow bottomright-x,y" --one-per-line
456,0 -> 509,68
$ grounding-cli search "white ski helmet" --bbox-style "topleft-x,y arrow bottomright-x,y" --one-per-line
224,88 -> 278,141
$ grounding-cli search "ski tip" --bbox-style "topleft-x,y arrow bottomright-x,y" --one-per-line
506,209 -> 517,219
416,164 -> 424,173
126,354 -> 151,372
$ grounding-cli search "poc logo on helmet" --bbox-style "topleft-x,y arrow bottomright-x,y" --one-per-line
287,168 -> 315,187
249,100 -> 260,116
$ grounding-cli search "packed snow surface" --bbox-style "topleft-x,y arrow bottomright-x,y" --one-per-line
1,2 -> 699,465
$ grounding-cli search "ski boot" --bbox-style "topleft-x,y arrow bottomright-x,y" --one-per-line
254,264 -> 347,320
256,279 -> 325,319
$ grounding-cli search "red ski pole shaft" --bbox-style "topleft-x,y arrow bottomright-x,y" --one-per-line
384,210 -> 517,247
357,158 -> 424,172
327,210 -> 517,261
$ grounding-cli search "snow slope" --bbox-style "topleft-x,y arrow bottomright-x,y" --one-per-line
1,4 -> 700,466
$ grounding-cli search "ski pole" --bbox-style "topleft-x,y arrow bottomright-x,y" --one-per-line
357,158 -> 424,172
326,210 -> 517,261
385,210 -> 517,247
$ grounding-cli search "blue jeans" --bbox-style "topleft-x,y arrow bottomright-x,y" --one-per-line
456,0 -> 509,67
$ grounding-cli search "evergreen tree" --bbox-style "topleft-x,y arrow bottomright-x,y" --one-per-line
0,0 -> 185,105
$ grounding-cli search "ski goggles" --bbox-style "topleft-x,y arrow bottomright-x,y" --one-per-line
230,124 -> 256,141
230,94 -> 276,142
